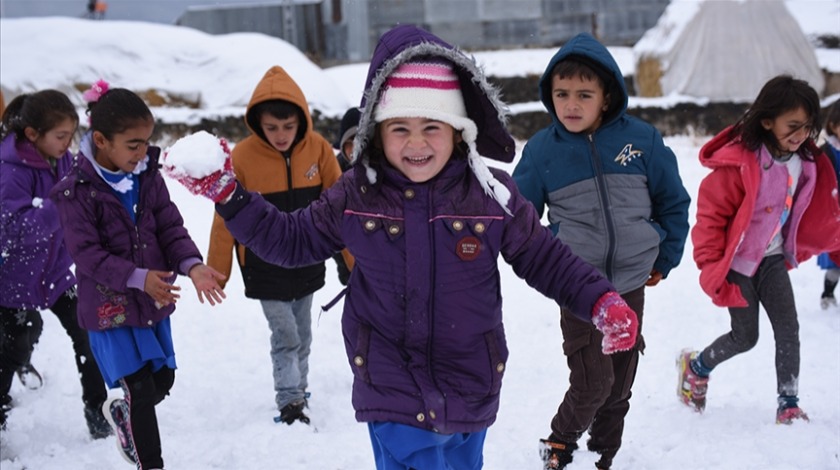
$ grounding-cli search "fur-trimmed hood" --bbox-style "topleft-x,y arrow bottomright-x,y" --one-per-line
353,24 -> 516,211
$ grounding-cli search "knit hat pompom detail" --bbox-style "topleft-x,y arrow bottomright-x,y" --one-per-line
374,60 -> 478,145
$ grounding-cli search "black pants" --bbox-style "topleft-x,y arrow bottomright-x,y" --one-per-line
0,290 -> 107,409
549,286 -> 645,461
120,364 -> 175,470
701,255 -> 800,397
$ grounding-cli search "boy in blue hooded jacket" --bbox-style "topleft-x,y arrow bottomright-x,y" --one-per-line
513,33 -> 690,470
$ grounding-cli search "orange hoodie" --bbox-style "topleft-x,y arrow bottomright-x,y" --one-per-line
207,66 -> 350,299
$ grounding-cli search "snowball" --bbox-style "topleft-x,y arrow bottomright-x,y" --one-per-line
163,130 -> 228,179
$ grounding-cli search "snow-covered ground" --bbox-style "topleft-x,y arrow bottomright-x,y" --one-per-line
1,11 -> 840,470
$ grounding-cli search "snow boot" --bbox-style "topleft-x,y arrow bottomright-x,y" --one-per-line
776,396 -> 810,424
539,438 -> 577,469
103,397 -> 136,463
677,349 -> 709,412
16,363 -> 43,390
85,402 -> 113,439
276,400 -> 310,425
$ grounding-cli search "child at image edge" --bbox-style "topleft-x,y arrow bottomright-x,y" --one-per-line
679,75 -> 840,425
206,65 -> 344,425
816,100 -> 840,309
168,24 -> 639,470
0,89 -> 111,438
512,32 -> 691,470
51,81 -> 226,470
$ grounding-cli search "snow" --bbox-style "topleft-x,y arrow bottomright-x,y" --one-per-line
2,14 -> 840,470
163,131 -> 229,179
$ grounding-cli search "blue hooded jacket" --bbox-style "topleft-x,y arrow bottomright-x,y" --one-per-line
513,33 -> 691,293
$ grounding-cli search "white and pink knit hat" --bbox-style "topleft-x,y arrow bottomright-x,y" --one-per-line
374,60 -> 478,145
372,59 -> 511,212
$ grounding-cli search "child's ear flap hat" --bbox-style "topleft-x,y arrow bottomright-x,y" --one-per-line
356,25 -> 515,214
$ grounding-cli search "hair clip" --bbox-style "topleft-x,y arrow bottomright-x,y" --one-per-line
82,79 -> 110,103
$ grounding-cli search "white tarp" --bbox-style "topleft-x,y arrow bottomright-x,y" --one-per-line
634,0 -> 825,101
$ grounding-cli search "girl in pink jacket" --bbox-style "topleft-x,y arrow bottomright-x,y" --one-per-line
678,75 -> 840,424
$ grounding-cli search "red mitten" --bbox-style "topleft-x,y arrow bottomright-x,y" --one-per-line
591,291 -> 639,354
162,131 -> 236,203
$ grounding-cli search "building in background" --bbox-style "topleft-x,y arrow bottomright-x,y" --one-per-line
175,0 -> 669,64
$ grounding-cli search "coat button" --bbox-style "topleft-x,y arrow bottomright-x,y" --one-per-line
404,189 -> 415,199
364,220 -> 376,231
63,189 -> 70,196
147,320 -> 153,325
474,222 -> 486,233
354,356 -> 365,367
360,185 -> 368,194
388,225 -> 400,235
429,409 -> 437,420
765,207 -> 773,213
90,191 -> 97,197
496,362 -> 505,373
416,413 -> 425,422
452,220 -> 464,231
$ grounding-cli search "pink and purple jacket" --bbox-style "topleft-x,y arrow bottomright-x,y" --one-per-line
692,126 -> 840,307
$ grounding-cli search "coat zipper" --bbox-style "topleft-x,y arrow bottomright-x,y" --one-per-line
588,133 -> 617,281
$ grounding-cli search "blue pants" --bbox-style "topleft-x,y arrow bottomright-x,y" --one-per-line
260,295 -> 313,409
368,422 -> 486,470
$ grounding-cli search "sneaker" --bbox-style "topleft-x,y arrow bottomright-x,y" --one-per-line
16,363 -> 43,390
776,405 -> 810,425
539,438 -> 576,470
276,400 -> 310,425
677,349 -> 708,412
102,397 -> 136,463
820,295 -> 837,310
85,403 -> 113,439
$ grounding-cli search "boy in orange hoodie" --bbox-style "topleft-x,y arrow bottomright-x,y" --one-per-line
206,66 -> 342,425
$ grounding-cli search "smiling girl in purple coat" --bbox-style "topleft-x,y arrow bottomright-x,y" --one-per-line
168,25 -> 638,469
51,82 -> 226,470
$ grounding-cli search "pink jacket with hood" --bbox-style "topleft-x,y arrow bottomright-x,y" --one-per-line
692,126 -> 840,307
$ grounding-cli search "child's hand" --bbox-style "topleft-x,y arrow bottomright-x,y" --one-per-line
591,291 -> 639,354
162,132 -> 236,203
188,263 -> 227,306
645,269 -> 663,286
144,270 -> 181,308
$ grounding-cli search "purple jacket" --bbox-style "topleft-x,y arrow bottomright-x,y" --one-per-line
216,25 -> 613,435
0,134 -> 76,309
219,160 -> 612,434
50,144 -> 201,331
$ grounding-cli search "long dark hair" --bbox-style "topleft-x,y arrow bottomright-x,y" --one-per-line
87,88 -> 153,140
731,75 -> 820,158
0,89 -> 78,141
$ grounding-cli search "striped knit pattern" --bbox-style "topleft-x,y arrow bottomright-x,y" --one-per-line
374,60 -> 471,132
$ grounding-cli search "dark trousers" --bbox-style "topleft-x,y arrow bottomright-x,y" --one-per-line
0,290 -> 107,409
549,286 -> 645,460
701,255 -> 800,397
120,364 -> 175,470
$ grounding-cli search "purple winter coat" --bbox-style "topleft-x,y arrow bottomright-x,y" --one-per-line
50,144 -> 202,331
215,25 -> 614,434
219,158 -> 613,434
0,134 -> 76,309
